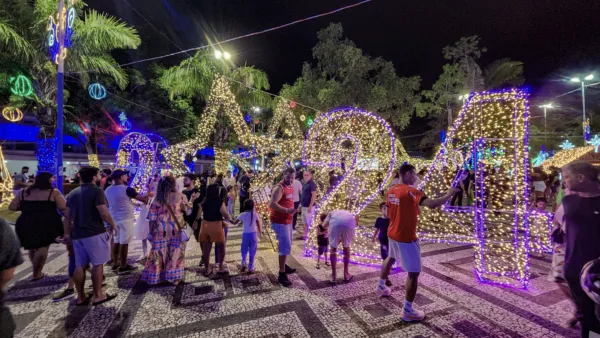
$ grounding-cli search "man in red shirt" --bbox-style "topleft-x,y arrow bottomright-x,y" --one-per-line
376,164 -> 458,322
269,167 -> 298,287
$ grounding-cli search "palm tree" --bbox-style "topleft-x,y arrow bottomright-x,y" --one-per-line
483,58 -> 524,90
159,50 -> 271,148
0,0 -> 140,171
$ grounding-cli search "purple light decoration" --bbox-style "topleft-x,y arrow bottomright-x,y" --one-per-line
302,107 -> 397,258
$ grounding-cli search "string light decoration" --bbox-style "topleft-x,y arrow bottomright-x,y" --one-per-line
540,146 -> 595,173
584,118 -> 591,142
0,146 -> 14,207
36,138 -> 57,173
161,75 -> 299,174
47,0 -> 76,63
87,154 -> 100,168
532,148 -> 549,167
267,99 -> 303,139
118,112 -> 132,131
116,132 -> 155,195
587,135 -> 600,153
88,83 -> 107,100
9,75 -> 33,97
417,89 -> 532,288
302,107 -> 396,265
559,140 -> 575,150
528,210 -> 553,254
2,107 -> 24,122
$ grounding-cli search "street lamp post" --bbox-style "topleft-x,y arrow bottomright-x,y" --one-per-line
571,74 -> 594,140
539,103 -> 554,142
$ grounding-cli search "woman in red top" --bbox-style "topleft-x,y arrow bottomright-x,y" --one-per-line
269,167 -> 298,287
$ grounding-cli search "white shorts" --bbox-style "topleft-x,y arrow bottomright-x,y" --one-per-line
301,207 -> 314,229
388,239 -> 422,273
329,226 -> 355,249
114,219 -> 135,244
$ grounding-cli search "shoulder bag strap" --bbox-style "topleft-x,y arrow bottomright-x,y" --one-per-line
165,203 -> 184,231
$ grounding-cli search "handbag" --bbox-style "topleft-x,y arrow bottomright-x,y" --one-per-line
166,203 -> 193,242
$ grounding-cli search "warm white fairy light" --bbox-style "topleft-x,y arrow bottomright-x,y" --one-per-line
116,132 -> 156,195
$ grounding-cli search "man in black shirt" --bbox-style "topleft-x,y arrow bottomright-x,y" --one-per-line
182,174 -> 202,238
63,167 -> 118,306
561,161 -> 600,337
0,218 -> 23,337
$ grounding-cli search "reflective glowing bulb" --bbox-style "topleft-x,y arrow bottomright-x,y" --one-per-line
223,51 -> 231,60
585,74 -> 594,81
214,50 -> 222,59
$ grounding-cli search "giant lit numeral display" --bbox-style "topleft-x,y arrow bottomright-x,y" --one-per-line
116,132 -> 156,195
302,107 -> 396,265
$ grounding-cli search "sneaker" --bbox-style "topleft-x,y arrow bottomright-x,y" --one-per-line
284,265 -> 297,274
401,307 -> 425,322
111,265 -> 120,272
52,288 -> 74,302
278,273 -> 292,287
117,265 -> 138,275
375,284 -> 392,297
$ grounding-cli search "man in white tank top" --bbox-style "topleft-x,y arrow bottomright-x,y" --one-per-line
104,170 -> 148,275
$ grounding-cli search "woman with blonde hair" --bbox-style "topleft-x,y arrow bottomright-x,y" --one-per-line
141,176 -> 198,285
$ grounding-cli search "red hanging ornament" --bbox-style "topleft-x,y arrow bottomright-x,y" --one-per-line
289,101 -> 296,109
254,120 -> 260,125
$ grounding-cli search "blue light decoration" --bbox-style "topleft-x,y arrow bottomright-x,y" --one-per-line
244,115 -> 252,123
36,137 -> 57,173
440,130 -> 446,143
532,147 -> 549,167
47,0 -> 76,63
587,134 -> 600,153
559,140 -> 575,150
584,118 -> 591,141
118,112 -> 132,131
88,83 -> 106,100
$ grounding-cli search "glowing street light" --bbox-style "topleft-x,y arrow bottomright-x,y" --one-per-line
569,73 -> 594,140
223,51 -> 231,60
214,50 -> 223,59
214,50 -> 231,60
539,103 -> 554,140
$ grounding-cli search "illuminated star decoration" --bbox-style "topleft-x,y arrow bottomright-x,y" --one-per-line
587,134 -> 600,153
559,140 -> 575,150
118,112 -> 132,131
532,148 -> 549,167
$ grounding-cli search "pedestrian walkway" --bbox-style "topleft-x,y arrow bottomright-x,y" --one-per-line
5,214 -> 578,338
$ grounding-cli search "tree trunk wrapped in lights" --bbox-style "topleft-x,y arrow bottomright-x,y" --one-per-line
213,147 -> 230,175
87,154 -> 100,168
0,146 -> 14,206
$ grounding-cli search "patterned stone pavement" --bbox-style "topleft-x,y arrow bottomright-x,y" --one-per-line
4,202 -> 579,338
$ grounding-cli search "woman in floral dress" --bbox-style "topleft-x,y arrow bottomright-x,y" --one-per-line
141,176 -> 198,285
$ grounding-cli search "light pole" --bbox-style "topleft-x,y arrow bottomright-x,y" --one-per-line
570,74 -> 594,140
539,103 -> 554,142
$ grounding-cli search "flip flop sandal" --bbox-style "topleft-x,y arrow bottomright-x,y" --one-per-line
316,264 -> 321,269
328,279 -> 337,284
76,294 -> 92,307
325,262 -> 330,266
92,293 -> 117,306
344,275 -> 354,282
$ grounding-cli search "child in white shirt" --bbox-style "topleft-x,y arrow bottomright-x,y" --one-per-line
236,199 -> 263,273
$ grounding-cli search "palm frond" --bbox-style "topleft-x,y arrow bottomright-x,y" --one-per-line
230,66 -> 270,91
158,54 -> 217,99
73,10 -> 141,53
68,53 -> 128,89
484,58 -> 524,90
0,18 -> 33,60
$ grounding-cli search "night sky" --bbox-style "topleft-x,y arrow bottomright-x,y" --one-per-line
89,0 -> 600,131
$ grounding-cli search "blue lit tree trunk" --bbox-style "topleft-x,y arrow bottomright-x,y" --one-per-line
36,136 -> 57,174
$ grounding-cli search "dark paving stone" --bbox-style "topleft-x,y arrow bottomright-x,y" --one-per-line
194,285 -> 214,295
363,303 -> 392,318
241,278 -> 261,288
452,320 -> 490,338
12,310 -> 43,335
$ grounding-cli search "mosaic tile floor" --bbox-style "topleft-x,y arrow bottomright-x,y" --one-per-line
4,202 -> 579,337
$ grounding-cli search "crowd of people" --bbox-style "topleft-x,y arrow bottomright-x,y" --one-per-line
1,161 -> 599,337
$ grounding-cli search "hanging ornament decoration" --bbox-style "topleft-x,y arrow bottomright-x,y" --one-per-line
307,118 -> 314,126
587,134 -> 600,153
9,75 -> 33,97
88,83 -> 107,100
254,120 -> 260,125
299,114 -> 306,121
118,112 -> 132,131
559,140 -> 575,150
47,0 -> 76,63
2,107 -> 24,122
289,100 -> 296,109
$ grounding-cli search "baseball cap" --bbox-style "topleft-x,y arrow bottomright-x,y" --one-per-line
111,169 -> 130,178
